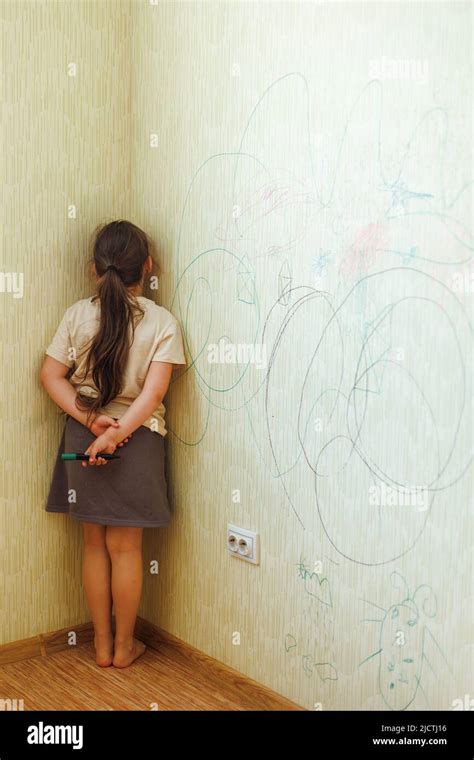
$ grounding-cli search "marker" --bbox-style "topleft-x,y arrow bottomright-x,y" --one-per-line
61,453 -> 121,461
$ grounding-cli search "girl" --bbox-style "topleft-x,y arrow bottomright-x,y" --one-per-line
40,220 -> 186,669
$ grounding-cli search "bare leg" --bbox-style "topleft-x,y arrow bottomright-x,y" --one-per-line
105,526 -> 146,668
82,523 -> 113,667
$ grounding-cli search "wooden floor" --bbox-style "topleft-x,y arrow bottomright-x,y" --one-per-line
0,636 -> 302,711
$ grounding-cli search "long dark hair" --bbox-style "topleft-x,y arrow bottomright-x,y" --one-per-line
75,219 -> 155,427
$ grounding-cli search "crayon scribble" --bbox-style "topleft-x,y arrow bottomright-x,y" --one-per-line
359,571 -> 449,710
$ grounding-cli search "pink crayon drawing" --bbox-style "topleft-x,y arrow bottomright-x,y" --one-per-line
339,222 -> 387,278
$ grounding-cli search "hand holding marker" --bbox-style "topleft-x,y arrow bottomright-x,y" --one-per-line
62,453 -> 120,461
62,417 -> 132,467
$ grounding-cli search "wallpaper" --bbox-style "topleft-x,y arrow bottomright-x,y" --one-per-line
2,0 -> 472,711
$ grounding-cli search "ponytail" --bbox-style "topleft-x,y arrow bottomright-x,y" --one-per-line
75,220 -> 152,427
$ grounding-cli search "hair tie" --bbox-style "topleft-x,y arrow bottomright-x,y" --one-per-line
106,264 -> 119,273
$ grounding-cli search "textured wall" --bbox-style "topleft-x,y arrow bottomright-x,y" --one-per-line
1,0 -> 472,712
134,1 -> 473,710
1,0 -> 132,642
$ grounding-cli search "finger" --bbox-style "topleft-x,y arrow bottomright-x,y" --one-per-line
83,446 -> 95,465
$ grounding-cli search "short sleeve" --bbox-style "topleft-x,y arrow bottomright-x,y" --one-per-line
151,316 -> 187,368
45,307 -> 75,368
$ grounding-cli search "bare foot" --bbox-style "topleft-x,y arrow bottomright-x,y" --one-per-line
94,633 -> 114,667
113,638 -> 146,668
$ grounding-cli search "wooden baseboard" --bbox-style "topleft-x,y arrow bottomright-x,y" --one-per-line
0,621 -> 95,665
0,618 -> 153,665
0,617 -> 237,664
0,617 -> 303,710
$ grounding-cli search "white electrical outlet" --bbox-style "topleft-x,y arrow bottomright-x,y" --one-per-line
227,524 -> 260,565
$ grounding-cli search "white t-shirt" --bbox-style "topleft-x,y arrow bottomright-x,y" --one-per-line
45,295 -> 186,436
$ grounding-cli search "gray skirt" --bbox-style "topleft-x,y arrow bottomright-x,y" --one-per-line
45,416 -> 172,527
